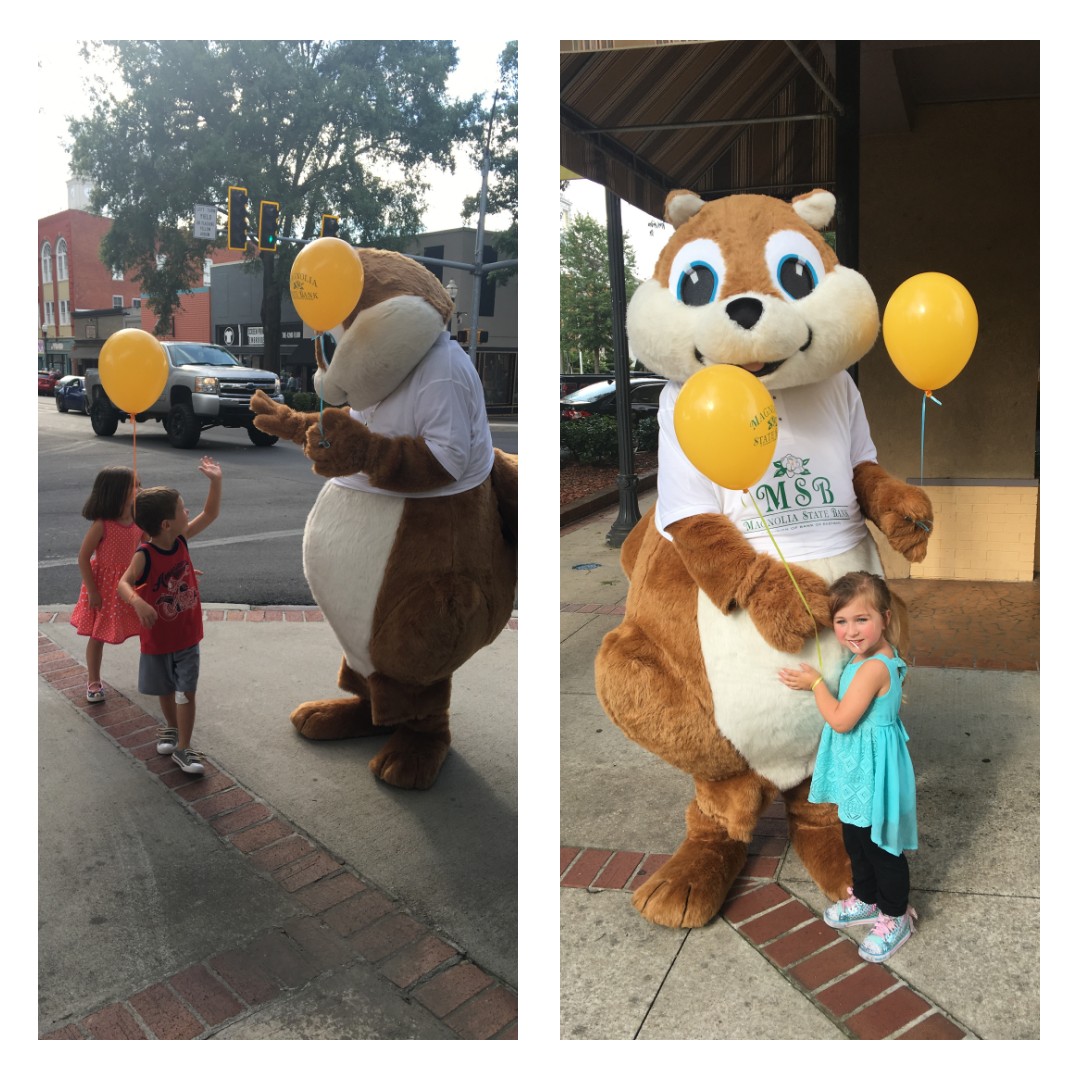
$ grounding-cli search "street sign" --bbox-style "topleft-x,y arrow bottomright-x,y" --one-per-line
193,204 -> 217,240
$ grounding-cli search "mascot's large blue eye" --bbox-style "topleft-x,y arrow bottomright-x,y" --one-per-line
668,238 -> 726,307
776,255 -> 818,300
765,229 -> 828,302
677,263 -> 719,306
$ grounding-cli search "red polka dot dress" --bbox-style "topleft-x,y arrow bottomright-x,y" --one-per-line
70,519 -> 145,643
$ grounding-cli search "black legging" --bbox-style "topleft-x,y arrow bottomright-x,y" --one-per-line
843,821 -> 909,917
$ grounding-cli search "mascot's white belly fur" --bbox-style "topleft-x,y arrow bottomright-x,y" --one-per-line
303,483 -> 404,677
699,532 -> 883,790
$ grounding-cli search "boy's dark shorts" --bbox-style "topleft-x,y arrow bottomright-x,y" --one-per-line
138,644 -> 201,698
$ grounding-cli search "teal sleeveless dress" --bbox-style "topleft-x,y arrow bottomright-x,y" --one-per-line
808,651 -> 918,857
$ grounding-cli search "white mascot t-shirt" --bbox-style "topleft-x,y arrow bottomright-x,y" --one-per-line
331,331 -> 494,498
655,369 -> 878,559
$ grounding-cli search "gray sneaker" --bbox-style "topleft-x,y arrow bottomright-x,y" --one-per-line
171,747 -> 205,776
156,727 -> 178,755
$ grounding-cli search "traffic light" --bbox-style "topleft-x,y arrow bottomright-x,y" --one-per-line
320,214 -> 339,238
258,200 -> 280,251
227,186 -> 248,250
455,329 -> 490,345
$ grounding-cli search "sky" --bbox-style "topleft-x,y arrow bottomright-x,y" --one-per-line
561,176 -> 670,281
35,39 -> 513,233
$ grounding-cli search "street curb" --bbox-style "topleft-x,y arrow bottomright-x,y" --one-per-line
38,627 -> 517,1040
560,837 -> 974,1041
560,471 -> 657,529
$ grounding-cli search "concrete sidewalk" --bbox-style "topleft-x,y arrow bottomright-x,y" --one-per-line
38,607 -> 517,1040
560,492 -> 1039,1040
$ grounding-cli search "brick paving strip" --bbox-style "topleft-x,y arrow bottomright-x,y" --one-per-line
38,610 -> 517,1041
561,808 -> 972,1041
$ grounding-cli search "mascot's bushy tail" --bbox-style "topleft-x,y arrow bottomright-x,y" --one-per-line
491,449 -> 518,547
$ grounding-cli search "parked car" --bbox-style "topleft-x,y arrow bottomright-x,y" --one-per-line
560,377 -> 667,421
54,375 -> 89,414
38,370 -> 60,395
86,341 -> 283,448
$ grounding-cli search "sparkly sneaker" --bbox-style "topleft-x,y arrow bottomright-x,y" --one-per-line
86,682 -> 106,704
859,908 -> 917,963
156,727 -> 179,755
171,747 -> 205,776
823,887 -> 879,928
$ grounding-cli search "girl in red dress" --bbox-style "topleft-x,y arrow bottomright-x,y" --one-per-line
70,466 -> 144,702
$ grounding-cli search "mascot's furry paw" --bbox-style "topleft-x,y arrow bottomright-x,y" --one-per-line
632,837 -> 748,928
302,408 -> 369,478
875,486 -> 935,562
368,724 -> 451,790
249,390 -> 311,444
291,696 -> 379,740
745,561 -> 832,653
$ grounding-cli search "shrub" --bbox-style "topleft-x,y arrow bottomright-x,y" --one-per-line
560,416 -> 619,465
286,392 -> 320,412
634,415 -> 660,453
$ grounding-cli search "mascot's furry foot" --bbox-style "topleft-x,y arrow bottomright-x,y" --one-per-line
368,716 -> 451,790
291,696 -> 378,740
632,802 -> 749,928
783,779 -> 853,902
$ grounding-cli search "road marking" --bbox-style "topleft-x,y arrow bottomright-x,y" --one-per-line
39,529 -> 305,569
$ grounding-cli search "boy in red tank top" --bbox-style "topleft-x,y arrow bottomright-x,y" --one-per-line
118,457 -> 223,775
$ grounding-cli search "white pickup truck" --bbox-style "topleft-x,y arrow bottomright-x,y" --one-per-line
85,341 -> 284,449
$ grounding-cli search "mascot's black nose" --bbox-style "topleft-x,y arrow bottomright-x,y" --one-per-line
726,296 -> 763,330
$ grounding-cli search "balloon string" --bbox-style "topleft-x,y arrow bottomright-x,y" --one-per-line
130,413 -> 138,486
744,488 -> 823,672
919,390 -> 943,484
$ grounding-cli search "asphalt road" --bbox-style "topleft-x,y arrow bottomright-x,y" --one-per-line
37,397 -> 517,607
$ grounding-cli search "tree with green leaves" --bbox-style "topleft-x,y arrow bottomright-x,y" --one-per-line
560,212 -> 639,373
68,40 -> 481,370
461,41 -> 516,273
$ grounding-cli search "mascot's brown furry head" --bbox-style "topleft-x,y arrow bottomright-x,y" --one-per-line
627,189 -> 879,390
595,189 -> 932,928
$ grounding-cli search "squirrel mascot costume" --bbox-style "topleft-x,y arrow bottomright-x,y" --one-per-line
595,189 -> 933,928
250,248 -> 516,790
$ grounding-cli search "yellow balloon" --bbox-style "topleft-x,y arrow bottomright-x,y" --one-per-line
290,237 -> 365,332
99,328 -> 169,414
674,365 -> 779,491
882,272 -> 978,392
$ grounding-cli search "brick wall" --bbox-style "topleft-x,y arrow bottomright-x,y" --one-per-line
873,483 -> 1039,583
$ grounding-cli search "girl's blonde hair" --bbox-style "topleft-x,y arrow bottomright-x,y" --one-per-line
828,570 -> 905,660
81,466 -> 136,522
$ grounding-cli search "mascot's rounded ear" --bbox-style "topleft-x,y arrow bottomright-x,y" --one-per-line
792,189 -> 836,231
665,189 -> 706,228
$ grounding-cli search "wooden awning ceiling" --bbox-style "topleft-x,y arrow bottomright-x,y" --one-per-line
560,40 -> 1039,220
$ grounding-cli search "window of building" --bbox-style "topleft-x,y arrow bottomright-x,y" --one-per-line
56,238 -> 69,281
112,266 -> 124,281
203,258 -> 213,287
59,299 -> 71,326
43,300 -> 55,329
113,295 -> 124,309
132,297 -> 142,310
41,242 -> 53,284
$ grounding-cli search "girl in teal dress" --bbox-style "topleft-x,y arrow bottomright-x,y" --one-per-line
779,571 -> 918,964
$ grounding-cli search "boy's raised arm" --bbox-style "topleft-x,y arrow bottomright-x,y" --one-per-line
186,456 -> 222,540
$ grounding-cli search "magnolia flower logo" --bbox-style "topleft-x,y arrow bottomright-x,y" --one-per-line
774,454 -> 810,478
